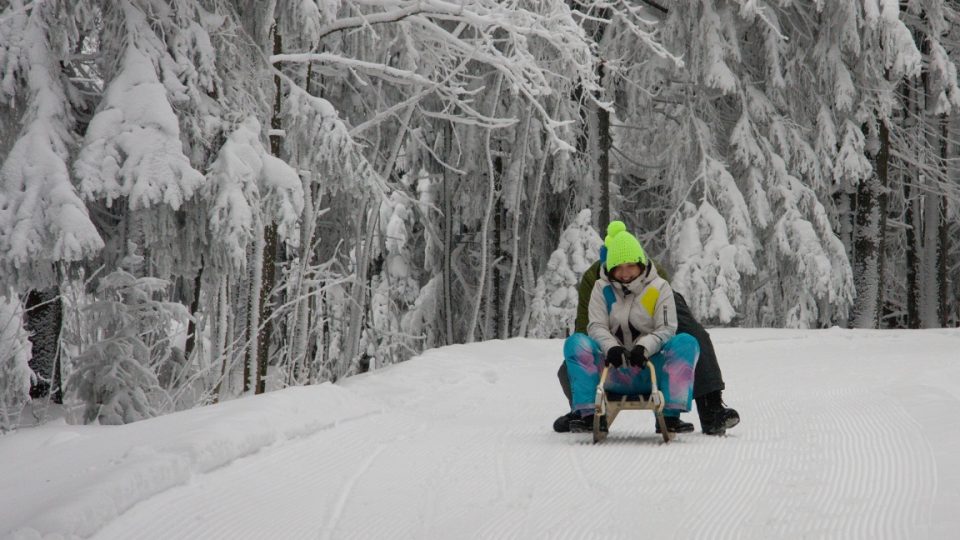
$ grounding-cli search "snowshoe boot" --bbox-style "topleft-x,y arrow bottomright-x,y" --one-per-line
696,391 -> 740,436
655,416 -> 695,434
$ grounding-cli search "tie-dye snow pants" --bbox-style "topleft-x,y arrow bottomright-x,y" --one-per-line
563,332 -> 699,416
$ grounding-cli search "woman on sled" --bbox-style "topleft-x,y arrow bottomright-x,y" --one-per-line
561,221 -> 700,434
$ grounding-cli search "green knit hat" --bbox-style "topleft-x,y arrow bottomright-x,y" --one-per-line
604,221 -> 647,271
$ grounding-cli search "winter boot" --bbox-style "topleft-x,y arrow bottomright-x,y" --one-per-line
696,391 -> 740,436
568,411 -> 607,433
553,412 -> 576,433
655,416 -> 695,434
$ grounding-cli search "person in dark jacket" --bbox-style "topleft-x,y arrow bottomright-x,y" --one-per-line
553,223 -> 740,436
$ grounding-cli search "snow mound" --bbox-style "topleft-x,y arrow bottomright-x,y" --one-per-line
2,385 -> 380,539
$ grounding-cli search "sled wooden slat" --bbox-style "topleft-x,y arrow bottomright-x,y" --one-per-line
593,363 -> 674,444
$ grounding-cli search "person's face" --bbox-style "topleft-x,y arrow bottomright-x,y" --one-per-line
611,262 -> 643,283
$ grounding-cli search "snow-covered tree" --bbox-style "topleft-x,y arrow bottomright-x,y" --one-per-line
204,116 -> 303,391
0,296 -> 33,431
367,187 -> 421,367
73,0 -> 209,276
68,250 -> 189,425
0,0 -> 103,290
528,210 -> 602,338
205,116 -> 303,274
610,1 -> 907,327
269,0 -> 602,356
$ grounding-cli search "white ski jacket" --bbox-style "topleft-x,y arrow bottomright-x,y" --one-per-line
586,263 -> 678,357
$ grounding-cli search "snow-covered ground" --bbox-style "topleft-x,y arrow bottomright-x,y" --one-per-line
3,328 -> 960,539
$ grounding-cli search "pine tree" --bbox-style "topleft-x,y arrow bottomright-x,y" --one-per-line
0,0 -> 103,289
68,249 -> 189,424
74,0 -> 206,273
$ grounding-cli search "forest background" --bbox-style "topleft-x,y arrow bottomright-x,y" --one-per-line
1,0 -> 958,429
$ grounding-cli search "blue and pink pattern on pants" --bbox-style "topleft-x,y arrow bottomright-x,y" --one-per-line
563,332 -> 699,417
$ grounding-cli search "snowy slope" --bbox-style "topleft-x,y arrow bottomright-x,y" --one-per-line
3,328 -> 960,539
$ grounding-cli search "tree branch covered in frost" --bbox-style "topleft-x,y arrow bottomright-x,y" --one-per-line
205,117 -> 304,274
273,0 -> 599,153
281,85 -> 386,198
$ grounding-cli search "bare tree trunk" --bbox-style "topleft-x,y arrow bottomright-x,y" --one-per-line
904,80 -> 921,329
256,222 -> 277,393
288,178 -> 315,386
311,287 -> 326,384
851,120 -> 889,328
250,24 -> 286,394
23,288 -> 63,403
572,3 -> 611,228
876,125 -> 890,327
518,107 -> 553,337
904,182 -> 922,327
468,131 -> 495,343
341,204 -> 377,379
938,118 -> 950,327
441,124 -> 455,344
466,76 -> 503,343
836,190 -> 856,329
502,113 -> 532,339
184,264 -> 203,361
920,189 -> 942,328
918,42 -> 941,328
213,277 -> 228,403
597,99 -> 611,228
246,215 -> 265,393
492,152 -> 504,339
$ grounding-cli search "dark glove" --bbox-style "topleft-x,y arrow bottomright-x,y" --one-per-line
605,346 -> 626,368
628,346 -> 647,369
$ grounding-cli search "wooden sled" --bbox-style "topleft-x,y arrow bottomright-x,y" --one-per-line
593,363 -> 674,444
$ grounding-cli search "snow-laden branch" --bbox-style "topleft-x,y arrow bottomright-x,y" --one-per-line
0,0 -> 45,24
277,75 -> 388,199
348,51 -> 476,136
205,117 -> 304,274
312,4 -> 427,43
272,0 -> 599,153
272,52 -> 435,86
610,0 -> 684,66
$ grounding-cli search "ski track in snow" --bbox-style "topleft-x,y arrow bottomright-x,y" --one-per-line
319,443 -> 387,540
4,330 -> 959,539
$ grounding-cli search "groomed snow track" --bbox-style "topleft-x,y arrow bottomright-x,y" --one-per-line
3,328 -> 960,539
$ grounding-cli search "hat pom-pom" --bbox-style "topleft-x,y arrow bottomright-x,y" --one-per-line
606,220 -> 626,238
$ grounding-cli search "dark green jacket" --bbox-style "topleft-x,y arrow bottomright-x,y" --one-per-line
574,261 -> 602,334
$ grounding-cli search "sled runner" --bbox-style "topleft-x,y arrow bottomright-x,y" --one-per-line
593,363 -> 674,444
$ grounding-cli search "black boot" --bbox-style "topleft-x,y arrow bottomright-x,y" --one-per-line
553,412 -> 576,433
655,416 -> 695,434
696,391 -> 740,436
568,411 -> 606,433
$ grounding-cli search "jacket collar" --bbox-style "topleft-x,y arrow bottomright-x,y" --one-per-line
600,263 -> 655,295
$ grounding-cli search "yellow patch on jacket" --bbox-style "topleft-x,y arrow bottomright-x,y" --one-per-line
640,287 -> 659,317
